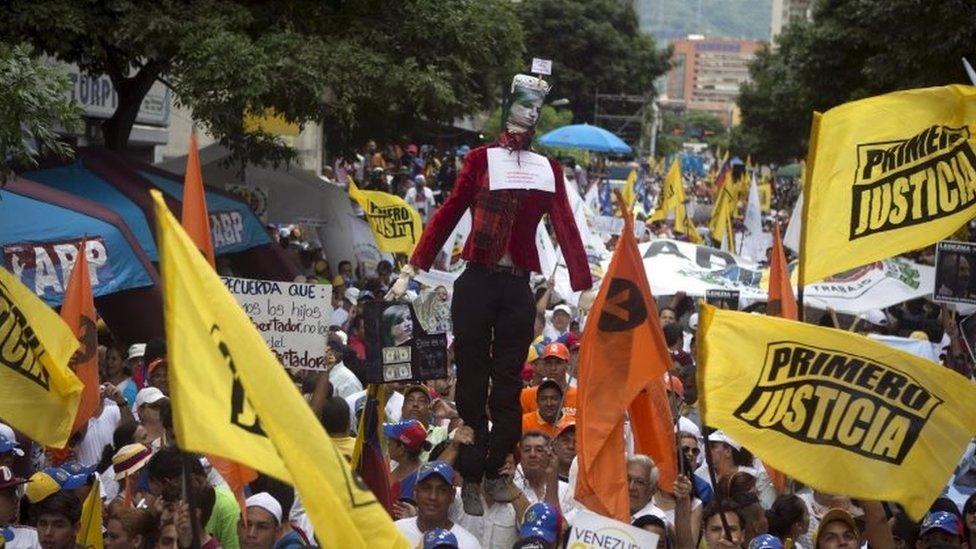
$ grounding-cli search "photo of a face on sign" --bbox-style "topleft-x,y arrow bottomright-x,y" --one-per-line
382,304 -> 414,348
506,74 -> 550,133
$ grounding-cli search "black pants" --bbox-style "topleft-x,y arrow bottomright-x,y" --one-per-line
451,265 -> 535,482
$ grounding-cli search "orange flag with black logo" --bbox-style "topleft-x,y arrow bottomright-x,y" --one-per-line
767,223 -> 798,321
577,194 -> 678,521
761,223 -> 795,493
61,239 -> 99,433
181,132 -> 216,267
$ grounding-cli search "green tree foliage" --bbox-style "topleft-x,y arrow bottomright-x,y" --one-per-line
655,109 -> 728,157
736,0 -> 976,164
0,43 -> 81,182
1,0 -> 522,164
519,0 -> 671,125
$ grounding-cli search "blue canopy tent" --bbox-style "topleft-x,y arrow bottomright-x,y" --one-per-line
24,161 -> 160,260
0,178 -> 163,343
27,149 -> 299,282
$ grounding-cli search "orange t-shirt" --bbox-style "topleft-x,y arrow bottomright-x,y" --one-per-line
522,412 -> 574,439
520,386 -> 578,417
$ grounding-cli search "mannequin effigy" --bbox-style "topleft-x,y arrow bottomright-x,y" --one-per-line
388,74 -> 592,515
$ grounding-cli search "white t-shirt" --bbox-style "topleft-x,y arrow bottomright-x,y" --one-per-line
330,307 -> 350,328
2,525 -> 39,548
631,500 -> 668,522
75,400 -> 122,467
405,187 -> 436,219
329,362 -> 364,400
450,488 -> 517,549
344,390 -> 404,434
394,517 -> 481,549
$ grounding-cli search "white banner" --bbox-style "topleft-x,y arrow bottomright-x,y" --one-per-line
553,239 -> 934,314
567,510 -> 658,549
221,277 -> 333,370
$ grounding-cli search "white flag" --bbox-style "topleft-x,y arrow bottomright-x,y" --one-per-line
783,191 -> 803,252
740,172 -> 767,261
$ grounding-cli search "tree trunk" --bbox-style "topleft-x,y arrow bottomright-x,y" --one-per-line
101,63 -> 164,151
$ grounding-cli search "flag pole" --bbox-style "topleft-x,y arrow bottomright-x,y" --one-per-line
693,306 -> 733,543
796,112 -> 822,323
181,453 -> 203,549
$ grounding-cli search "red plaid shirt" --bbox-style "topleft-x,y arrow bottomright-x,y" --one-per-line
410,138 -> 592,291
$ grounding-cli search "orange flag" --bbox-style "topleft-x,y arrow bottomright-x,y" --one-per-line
181,132 -> 215,266
761,222 -> 795,493
576,195 -> 678,521
181,132 -> 255,509
767,223 -> 798,320
61,239 -> 100,433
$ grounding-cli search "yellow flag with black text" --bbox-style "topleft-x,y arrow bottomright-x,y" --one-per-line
801,85 -> 976,283
698,305 -> 976,519
77,477 -> 103,549
348,181 -> 423,253
151,190 -> 409,549
0,267 -> 81,448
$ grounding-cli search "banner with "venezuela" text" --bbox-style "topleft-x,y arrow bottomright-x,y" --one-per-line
698,305 -> 976,519
801,85 -> 976,283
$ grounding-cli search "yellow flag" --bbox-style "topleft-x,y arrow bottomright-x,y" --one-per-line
801,85 -> 976,284
650,160 -> 684,222
348,181 -> 423,253
651,161 -> 703,243
709,185 -> 736,251
621,169 -> 638,209
698,305 -> 976,519
758,179 -> 772,213
0,267 -> 81,448
77,477 -> 103,549
151,190 -> 408,549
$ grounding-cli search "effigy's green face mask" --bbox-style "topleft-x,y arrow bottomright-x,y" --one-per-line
504,74 -> 550,134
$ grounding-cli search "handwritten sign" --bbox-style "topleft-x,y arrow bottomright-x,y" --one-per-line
531,58 -> 553,75
487,148 -> 555,193
567,510 -> 658,549
221,276 -> 333,370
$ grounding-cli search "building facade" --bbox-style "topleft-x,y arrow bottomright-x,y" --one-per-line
771,0 -> 813,38
665,35 -> 763,125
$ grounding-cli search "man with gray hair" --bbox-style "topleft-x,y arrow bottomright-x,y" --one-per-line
628,454 -> 666,521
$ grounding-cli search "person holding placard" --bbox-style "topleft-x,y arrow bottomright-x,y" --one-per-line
388,72 -> 592,517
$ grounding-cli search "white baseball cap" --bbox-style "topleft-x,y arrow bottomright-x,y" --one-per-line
127,343 -> 146,361
134,387 -> 166,411
708,430 -> 742,452
246,492 -> 283,524
553,304 -> 572,317
344,287 -> 360,306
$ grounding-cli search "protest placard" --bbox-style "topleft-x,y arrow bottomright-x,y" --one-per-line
362,301 -> 448,383
221,276 -> 333,370
706,289 -> 740,310
487,148 -> 555,193
934,240 -> 976,305
531,57 -> 552,75
567,510 -> 658,549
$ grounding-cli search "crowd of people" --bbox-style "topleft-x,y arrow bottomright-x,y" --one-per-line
2,130 -> 975,549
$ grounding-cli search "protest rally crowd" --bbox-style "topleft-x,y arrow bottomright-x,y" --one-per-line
4,28 -> 976,549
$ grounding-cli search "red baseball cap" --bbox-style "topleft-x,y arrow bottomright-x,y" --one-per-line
541,343 -> 570,362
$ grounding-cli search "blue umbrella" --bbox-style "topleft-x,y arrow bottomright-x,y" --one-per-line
538,123 -> 632,154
